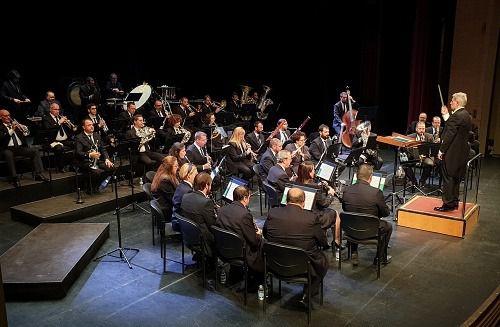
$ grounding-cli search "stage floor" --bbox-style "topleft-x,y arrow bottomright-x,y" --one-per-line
0,155 -> 498,326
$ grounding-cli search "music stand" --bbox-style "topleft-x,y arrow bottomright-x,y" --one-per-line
95,173 -> 139,269
117,137 -> 150,214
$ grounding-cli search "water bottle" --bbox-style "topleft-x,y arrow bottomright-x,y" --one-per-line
258,285 -> 264,301
220,268 -> 226,285
139,177 -> 144,186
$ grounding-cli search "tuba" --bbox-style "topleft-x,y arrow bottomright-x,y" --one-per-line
256,85 -> 273,120
136,126 -> 156,150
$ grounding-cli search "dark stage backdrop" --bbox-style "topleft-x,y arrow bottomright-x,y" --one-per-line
0,0 -> 454,137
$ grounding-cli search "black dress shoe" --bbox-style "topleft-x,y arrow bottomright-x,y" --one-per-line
434,205 -> 455,212
35,174 -> 49,182
12,179 -> 20,188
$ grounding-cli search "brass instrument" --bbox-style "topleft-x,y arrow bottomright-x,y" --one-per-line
256,85 -> 273,120
209,122 -> 221,140
240,85 -> 254,105
432,132 -> 440,143
11,118 -> 30,136
97,114 -> 109,133
211,100 -> 227,113
356,121 -> 372,147
57,115 -> 76,130
175,126 -> 191,144
136,126 -> 156,150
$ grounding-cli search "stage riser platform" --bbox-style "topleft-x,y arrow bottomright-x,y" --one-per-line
0,223 -> 109,300
0,163 -> 139,213
397,195 -> 480,238
10,185 -> 147,225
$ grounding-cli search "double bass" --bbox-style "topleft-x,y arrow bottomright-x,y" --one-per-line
340,87 -> 361,148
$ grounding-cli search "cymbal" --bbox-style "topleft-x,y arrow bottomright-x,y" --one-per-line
106,98 -> 122,101
157,85 -> 174,89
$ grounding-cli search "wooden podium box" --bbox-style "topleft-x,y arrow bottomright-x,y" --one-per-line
397,195 -> 480,238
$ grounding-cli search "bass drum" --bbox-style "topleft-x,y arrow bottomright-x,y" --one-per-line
122,84 -> 152,111
67,81 -> 82,108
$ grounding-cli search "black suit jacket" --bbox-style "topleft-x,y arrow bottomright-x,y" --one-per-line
245,131 -> 265,153
152,179 -> 177,220
181,190 -> 216,243
216,201 -> 264,272
309,136 -> 331,162
264,205 -> 328,278
342,180 -> 390,218
74,132 -> 109,165
439,108 -> 472,177
41,114 -> 74,141
0,123 -> 28,149
425,126 -> 443,137
186,143 -> 210,172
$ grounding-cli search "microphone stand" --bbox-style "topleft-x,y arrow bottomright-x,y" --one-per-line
95,173 -> 139,269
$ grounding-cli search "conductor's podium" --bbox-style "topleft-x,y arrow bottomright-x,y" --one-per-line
397,195 -> 480,238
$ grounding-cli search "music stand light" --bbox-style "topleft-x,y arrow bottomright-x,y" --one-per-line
95,174 -> 139,269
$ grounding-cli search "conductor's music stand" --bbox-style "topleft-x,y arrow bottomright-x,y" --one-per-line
95,174 -> 139,269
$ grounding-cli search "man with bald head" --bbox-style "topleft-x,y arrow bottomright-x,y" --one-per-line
0,109 -> 47,187
264,187 -> 328,305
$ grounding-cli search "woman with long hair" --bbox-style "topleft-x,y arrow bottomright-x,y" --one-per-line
168,142 -> 190,167
226,126 -> 255,179
296,161 -> 342,249
151,155 -> 180,219
171,162 -> 198,231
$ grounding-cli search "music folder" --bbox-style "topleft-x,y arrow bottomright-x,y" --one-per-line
316,160 -> 336,182
352,170 -> 387,191
222,176 -> 248,202
418,142 -> 440,157
280,182 -> 318,211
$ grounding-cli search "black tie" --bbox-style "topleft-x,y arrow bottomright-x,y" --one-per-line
11,130 -> 19,147
59,127 -> 64,137
88,134 -> 94,145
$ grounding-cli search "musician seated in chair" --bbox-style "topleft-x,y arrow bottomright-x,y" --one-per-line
226,127 -> 255,180
202,113 -> 224,152
245,120 -> 266,159
41,102 -> 77,173
116,102 -> 137,140
276,118 -> 291,143
267,149 -> 294,201
147,99 -> 170,147
125,114 -> 165,169
309,124 -> 333,163
75,118 -> 114,192
164,114 -> 191,150
284,131 -> 311,174
352,121 -> 383,170
186,131 -> 212,173
85,103 -> 112,146
0,109 -> 48,187
259,138 -> 282,178
402,121 -> 435,187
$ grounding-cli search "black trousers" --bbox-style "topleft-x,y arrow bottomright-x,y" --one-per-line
2,146 -> 43,178
441,164 -> 461,207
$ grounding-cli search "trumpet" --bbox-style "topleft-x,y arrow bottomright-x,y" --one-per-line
57,115 -> 76,130
97,114 -> 109,133
11,118 -> 30,136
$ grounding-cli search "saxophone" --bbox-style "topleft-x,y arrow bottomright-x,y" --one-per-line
256,85 -> 273,120
136,126 -> 156,150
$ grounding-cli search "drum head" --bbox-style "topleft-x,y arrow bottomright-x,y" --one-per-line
123,84 -> 152,110
67,81 -> 82,108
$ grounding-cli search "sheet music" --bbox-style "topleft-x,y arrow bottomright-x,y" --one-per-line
317,162 -> 334,181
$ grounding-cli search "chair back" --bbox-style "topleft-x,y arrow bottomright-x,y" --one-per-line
150,199 -> 165,223
253,163 -> 265,181
263,242 -> 309,277
211,226 -> 245,260
143,182 -> 152,199
340,212 -> 380,240
145,170 -> 156,183
262,181 -> 280,208
176,213 -> 203,251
